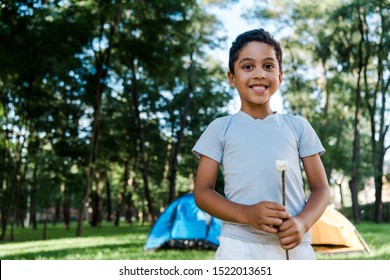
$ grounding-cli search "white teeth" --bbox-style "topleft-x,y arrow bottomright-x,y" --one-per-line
252,86 -> 266,91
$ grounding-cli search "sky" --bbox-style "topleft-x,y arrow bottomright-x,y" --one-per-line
210,0 -> 285,113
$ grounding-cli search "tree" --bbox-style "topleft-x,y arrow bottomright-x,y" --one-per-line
0,0 -> 93,239
165,2 -> 229,203
247,0 -> 389,223
75,0 -> 121,236
0,0 -> 240,238
324,0 -> 389,222
359,0 -> 389,223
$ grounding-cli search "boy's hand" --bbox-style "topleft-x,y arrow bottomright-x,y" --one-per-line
244,201 -> 291,234
278,216 -> 306,250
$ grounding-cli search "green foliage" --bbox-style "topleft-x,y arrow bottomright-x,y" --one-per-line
1,0 -> 388,240
0,0 -> 236,238
340,202 -> 390,223
247,0 -> 389,217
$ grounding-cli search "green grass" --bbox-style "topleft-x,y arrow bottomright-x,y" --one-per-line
0,222 -> 215,260
1,221 -> 389,260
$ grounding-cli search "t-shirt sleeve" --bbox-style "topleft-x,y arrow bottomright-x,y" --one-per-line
192,119 -> 224,163
298,117 -> 325,158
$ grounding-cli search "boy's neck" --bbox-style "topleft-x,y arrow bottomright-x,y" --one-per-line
240,107 -> 275,120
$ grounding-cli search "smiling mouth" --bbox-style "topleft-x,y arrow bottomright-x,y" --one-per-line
250,85 -> 267,94
251,85 -> 266,90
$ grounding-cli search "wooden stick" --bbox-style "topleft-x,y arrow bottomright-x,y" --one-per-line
282,170 -> 289,260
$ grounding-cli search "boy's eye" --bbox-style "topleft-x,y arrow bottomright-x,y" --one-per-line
242,64 -> 253,70
264,64 -> 275,70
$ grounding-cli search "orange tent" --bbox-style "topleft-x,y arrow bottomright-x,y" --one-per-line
311,206 -> 371,254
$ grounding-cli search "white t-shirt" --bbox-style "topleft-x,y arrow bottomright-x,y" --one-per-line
192,111 -> 325,245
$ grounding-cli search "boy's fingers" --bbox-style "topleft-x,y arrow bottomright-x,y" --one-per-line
262,201 -> 286,211
261,224 -> 279,234
268,209 -> 291,220
279,233 -> 300,249
270,217 -> 284,227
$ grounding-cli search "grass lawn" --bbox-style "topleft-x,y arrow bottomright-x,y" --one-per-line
1,221 -> 389,260
0,222 -> 215,260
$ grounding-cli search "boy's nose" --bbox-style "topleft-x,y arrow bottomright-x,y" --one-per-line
253,68 -> 266,79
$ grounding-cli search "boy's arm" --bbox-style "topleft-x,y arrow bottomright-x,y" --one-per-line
194,155 -> 290,235
298,153 -> 330,230
278,153 -> 330,249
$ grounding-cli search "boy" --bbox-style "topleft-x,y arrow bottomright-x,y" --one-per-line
192,29 -> 330,260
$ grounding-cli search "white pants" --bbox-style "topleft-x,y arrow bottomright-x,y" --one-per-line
215,236 -> 316,260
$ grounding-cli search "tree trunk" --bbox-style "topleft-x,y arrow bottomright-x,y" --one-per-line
62,183 -> 71,230
42,208 -> 48,240
30,163 -> 38,230
337,178 -> 345,209
348,93 -> 361,222
76,6 -> 119,236
115,159 -> 130,226
0,92 -> 11,240
90,175 -> 102,227
168,55 -> 194,203
0,203 -> 9,240
349,6 -> 366,224
9,126 -> 29,241
105,179 -> 112,222
90,189 -> 100,227
362,3 -> 389,224
349,75 -> 361,223
125,191 -> 134,224
53,198 -> 61,226
125,155 -> 138,224
76,107 -> 100,235
130,57 -> 155,224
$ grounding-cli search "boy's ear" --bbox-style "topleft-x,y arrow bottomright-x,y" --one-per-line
279,70 -> 283,84
227,70 -> 236,87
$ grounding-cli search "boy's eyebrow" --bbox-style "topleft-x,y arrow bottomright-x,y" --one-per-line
238,57 -> 277,64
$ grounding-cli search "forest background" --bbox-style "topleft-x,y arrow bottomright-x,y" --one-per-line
0,0 -> 389,243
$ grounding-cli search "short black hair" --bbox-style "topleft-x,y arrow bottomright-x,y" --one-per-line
228,28 -> 283,74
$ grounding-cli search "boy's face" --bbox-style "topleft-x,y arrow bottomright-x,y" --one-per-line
228,41 -> 283,113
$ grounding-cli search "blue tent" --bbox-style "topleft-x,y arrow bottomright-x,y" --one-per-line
145,193 -> 222,250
